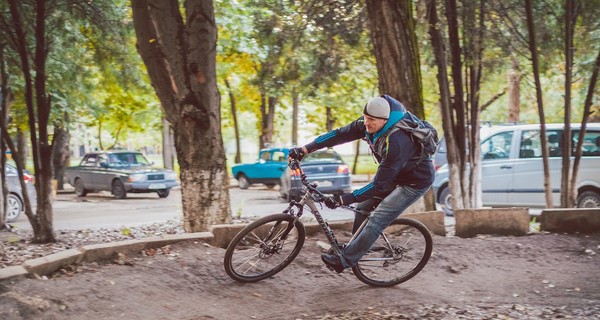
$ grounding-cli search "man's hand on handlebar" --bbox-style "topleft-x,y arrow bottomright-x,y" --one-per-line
324,195 -> 342,209
288,147 -> 306,161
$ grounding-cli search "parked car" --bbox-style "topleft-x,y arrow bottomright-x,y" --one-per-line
433,123 -> 600,215
279,149 -> 352,201
4,164 -> 36,222
65,151 -> 179,199
433,123 -> 504,170
231,148 -> 289,189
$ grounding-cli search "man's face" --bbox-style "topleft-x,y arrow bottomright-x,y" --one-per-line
363,115 -> 387,133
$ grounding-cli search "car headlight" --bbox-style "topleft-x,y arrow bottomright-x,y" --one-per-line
165,171 -> 177,180
128,174 -> 147,182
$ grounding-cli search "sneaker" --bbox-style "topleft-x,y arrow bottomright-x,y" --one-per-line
321,254 -> 345,273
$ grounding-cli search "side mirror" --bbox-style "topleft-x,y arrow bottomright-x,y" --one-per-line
100,162 -> 109,168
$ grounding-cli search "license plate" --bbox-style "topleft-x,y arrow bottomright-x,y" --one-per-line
148,183 -> 167,189
316,180 -> 333,187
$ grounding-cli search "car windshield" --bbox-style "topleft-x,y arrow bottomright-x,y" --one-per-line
302,151 -> 343,163
107,153 -> 151,167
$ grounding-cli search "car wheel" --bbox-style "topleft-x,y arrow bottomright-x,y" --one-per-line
112,180 -> 127,199
238,174 -> 250,189
5,193 -> 23,222
74,178 -> 87,197
157,189 -> 170,198
439,186 -> 454,216
577,190 -> 600,208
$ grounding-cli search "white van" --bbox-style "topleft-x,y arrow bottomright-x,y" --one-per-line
433,123 -> 600,215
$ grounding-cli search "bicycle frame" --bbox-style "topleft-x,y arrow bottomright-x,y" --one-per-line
281,159 -> 380,257
281,182 -> 345,255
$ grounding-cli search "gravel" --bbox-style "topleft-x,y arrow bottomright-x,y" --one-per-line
0,220 -> 188,269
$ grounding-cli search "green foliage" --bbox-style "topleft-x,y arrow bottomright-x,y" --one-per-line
3,0 -> 598,168
0,0 -> 161,151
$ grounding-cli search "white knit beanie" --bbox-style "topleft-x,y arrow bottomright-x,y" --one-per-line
363,97 -> 390,120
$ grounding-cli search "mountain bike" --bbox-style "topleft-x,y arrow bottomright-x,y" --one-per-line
223,159 -> 433,287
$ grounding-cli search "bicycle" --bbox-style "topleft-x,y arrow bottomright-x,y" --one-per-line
223,159 -> 433,287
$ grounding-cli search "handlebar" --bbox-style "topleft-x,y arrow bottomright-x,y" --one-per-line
288,159 -> 355,211
288,159 -> 320,193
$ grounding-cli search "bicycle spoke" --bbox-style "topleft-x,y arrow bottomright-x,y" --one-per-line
224,214 -> 305,282
353,219 -> 432,287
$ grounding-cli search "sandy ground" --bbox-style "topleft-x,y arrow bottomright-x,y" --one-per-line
1,231 -> 599,320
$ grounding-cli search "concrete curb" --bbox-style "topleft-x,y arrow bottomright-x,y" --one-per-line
0,232 -> 213,282
540,208 -> 600,233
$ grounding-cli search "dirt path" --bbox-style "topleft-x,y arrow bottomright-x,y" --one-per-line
1,232 -> 599,319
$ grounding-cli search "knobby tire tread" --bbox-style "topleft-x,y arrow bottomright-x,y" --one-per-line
224,214 -> 305,282
352,218 -> 433,287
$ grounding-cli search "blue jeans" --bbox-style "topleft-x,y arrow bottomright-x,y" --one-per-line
339,185 -> 430,268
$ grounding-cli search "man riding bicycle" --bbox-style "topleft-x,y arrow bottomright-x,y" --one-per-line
288,95 -> 435,273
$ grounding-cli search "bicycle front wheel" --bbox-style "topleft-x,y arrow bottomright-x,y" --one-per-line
224,214 -> 305,282
352,218 -> 433,287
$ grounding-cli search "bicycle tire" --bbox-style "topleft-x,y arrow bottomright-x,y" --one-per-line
224,214 -> 305,282
352,218 -> 433,287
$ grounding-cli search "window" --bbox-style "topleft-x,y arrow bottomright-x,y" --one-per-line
272,151 -> 286,162
82,155 -> 99,166
519,130 -> 562,158
260,152 -> 272,162
574,130 -> 600,157
482,131 -> 512,160
518,129 -> 600,158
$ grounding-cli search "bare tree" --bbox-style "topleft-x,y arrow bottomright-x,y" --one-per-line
525,0 -> 553,208
425,0 -> 487,212
571,49 -> 600,205
0,0 -> 56,243
162,117 -> 175,170
132,0 -> 231,232
224,78 -> 241,163
426,0 -> 464,211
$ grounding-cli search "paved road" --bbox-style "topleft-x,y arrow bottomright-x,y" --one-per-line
10,185 -> 356,231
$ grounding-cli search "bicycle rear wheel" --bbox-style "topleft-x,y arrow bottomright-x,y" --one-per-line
352,218 -> 433,287
224,214 -> 305,282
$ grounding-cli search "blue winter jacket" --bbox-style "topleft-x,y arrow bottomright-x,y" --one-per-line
304,95 -> 435,204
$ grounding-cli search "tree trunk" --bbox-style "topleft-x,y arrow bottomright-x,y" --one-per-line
266,96 -> 276,146
507,58 -> 521,123
52,116 -> 70,190
224,78 -> 241,163
292,88 -> 299,146
132,0 -> 231,232
561,0 -> 577,208
525,0 -> 553,209
445,0 -> 469,210
259,93 -> 267,149
7,0 -> 55,243
366,0 -> 436,211
426,0 -> 464,211
326,107 -> 334,132
464,0 -> 485,210
352,139 -> 360,175
162,117 -> 175,170
365,0 -> 423,117
0,47 -> 10,226
16,128 -> 27,170
571,48 -> 600,206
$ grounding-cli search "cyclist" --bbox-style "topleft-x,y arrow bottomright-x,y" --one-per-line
288,95 -> 435,273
